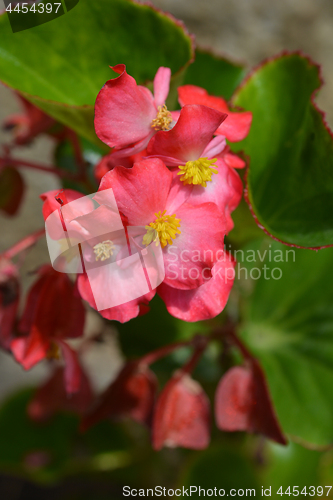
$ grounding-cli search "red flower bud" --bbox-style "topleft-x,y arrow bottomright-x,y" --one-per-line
215,361 -> 287,445
81,362 -> 157,431
152,373 -> 210,451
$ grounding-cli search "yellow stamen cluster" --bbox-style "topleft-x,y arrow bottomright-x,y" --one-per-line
151,105 -> 172,131
178,157 -> 218,187
93,240 -> 115,261
143,210 -> 181,248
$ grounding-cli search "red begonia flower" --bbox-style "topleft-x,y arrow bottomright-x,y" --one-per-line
11,265 -> 85,393
152,372 -> 210,450
28,364 -> 94,422
178,85 -> 252,142
95,65 -> 172,156
96,158 -> 226,291
174,156 -> 243,234
0,258 -> 19,350
158,253 -> 235,321
81,361 -> 157,431
3,94 -> 55,146
215,361 -> 287,445
147,104 -> 227,168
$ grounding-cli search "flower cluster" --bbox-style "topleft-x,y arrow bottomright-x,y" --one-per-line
48,64 -> 252,325
1,66 -> 283,452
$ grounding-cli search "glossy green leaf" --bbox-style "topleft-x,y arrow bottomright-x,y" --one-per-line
184,48 -> 246,100
0,0 -> 194,143
240,241 -> 333,447
233,53 -> 333,247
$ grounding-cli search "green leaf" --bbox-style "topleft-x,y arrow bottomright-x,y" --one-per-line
183,48 -> 246,100
262,441 -> 322,492
0,0 -> 194,143
240,241 -> 333,447
233,53 -> 333,248
180,445 -> 259,498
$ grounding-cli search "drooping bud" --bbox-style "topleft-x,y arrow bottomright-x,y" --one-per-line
215,362 -> 287,445
81,362 -> 158,431
152,373 -> 210,450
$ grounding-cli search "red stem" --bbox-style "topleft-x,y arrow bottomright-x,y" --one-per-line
66,129 -> 86,178
2,228 -> 45,260
140,339 -> 192,366
180,336 -> 208,375
0,156 -> 79,181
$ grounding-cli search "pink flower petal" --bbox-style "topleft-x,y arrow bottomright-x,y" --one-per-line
153,67 -> 171,107
94,64 -> 156,149
185,158 -> 243,233
223,151 -> 246,169
158,255 -> 235,321
98,159 -> 173,225
178,85 -> 252,142
162,202 -> 226,290
152,373 -> 210,450
201,135 -> 226,158
147,104 -> 227,164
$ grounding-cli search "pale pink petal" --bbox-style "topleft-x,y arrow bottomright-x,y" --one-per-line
95,64 -> 156,149
77,273 -> 155,323
147,105 -> 227,165
153,67 -> 171,107
201,136 -> 227,158
158,255 -> 235,321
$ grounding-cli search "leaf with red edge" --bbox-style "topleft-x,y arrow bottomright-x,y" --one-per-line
81,362 -> 158,431
240,240 -> 333,447
215,363 -> 287,445
152,373 -> 210,451
0,0 -> 194,144
233,52 -> 333,248
0,166 -> 25,216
